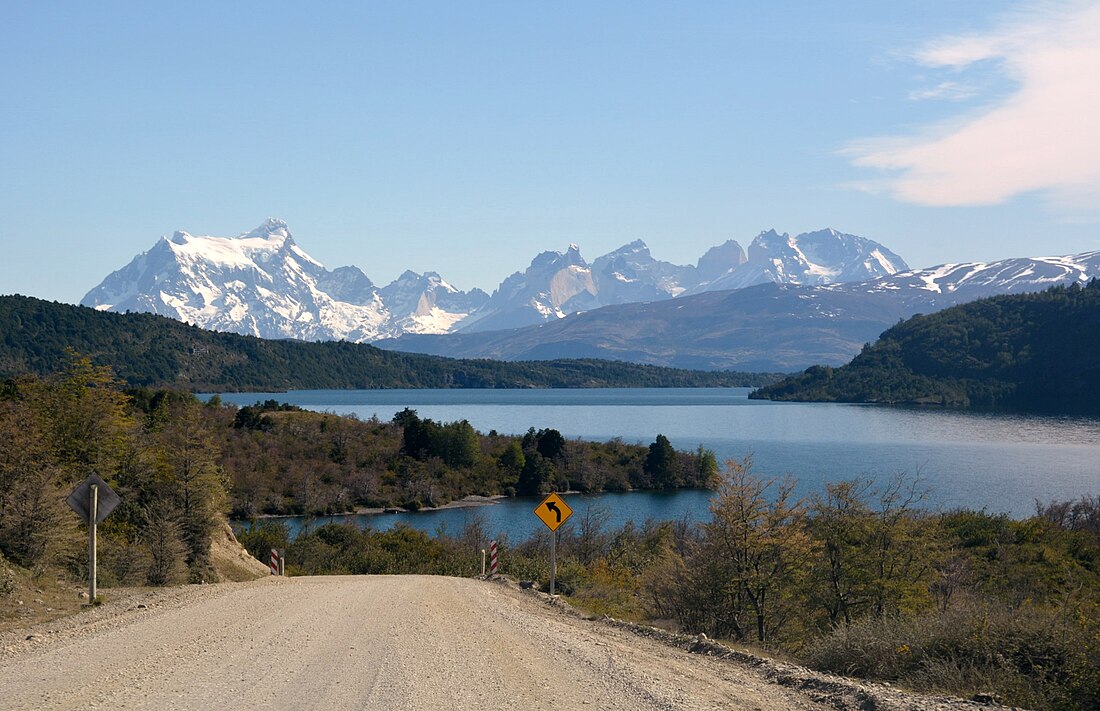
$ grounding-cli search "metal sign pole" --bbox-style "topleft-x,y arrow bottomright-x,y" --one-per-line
533,493 -> 572,596
550,530 -> 557,596
89,484 -> 98,602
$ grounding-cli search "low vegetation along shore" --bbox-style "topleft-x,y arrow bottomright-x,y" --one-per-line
1,354 -> 1097,710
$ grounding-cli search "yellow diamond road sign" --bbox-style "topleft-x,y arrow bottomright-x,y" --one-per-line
535,492 -> 573,532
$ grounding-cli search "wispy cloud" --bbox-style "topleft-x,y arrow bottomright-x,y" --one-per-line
907,81 -> 978,102
846,1 -> 1100,208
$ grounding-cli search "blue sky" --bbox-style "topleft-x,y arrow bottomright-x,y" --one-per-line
3,1 -> 1099,302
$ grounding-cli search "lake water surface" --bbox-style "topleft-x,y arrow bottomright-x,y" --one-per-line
215,388 -> 1099,536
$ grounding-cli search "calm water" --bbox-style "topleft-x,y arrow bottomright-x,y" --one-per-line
215,388 -> 1100,536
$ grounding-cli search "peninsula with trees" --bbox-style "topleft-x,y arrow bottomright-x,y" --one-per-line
751,281 -> 1100,413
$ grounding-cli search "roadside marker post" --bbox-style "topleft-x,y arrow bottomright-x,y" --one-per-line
534,493 -> 573,596
481,548 -> 486,577
270,549 -> 279,576
489,540 -> 499,577
66,474 -> 120,603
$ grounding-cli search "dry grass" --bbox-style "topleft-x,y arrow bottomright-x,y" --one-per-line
0,557 -> 86,634
803,603 -> 1100,710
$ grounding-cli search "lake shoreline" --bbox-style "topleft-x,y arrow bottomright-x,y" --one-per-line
244,494 -> 509,521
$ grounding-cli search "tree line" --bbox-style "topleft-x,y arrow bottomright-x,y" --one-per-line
0,295 -> 781,391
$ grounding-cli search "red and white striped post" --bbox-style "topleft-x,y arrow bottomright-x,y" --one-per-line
270,548 -> 280,576
489,540 -> 499,577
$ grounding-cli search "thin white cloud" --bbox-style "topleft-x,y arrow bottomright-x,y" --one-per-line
846,1 -> 1100,208
907,81 -> 978,102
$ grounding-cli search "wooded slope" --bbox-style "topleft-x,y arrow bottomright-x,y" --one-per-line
751,281 -> 1100,413
0,295 -> 776,391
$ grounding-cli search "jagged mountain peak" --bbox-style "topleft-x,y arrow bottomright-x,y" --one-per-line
243,217 -> 291,239
695,239 -> 748,282
530,245 -> 588,270
601,238 -> 651,257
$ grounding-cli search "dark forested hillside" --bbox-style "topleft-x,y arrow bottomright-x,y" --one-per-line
751,281 -> 1100,413
0,295 -> 777,391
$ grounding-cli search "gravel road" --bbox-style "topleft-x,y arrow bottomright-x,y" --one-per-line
0,576 -> 994,710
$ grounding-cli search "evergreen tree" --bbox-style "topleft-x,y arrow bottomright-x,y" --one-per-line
644,434 -> 678,488
535,428 -> 566,461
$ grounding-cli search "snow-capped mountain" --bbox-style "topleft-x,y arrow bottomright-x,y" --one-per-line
590,239 -> 697,304
456,244 -> 600,333
856,251 -> 1100,303
457,239 -> 711,334
686,228 -> 908,293
81,219 -> 482,341
83,220 -> 911,343
380,271 -> 489,335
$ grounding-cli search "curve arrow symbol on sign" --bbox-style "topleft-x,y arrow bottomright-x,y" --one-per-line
534,492 -> 572,532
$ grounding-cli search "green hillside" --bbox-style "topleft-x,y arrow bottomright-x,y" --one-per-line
0,295 -> 775,391
750,281 -> 1100,413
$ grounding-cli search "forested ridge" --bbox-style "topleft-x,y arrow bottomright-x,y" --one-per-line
0,295 -> 778,391
751,281 -> 1100,412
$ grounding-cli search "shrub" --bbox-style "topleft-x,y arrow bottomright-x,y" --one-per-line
804,603 -> 1099,710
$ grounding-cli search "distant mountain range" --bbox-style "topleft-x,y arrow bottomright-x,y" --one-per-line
81,220 -> 906,341
376,251 -> 1100,371
77,219 -> 1100,373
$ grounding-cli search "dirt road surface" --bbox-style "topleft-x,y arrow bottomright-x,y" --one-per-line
0,576 -> 971,710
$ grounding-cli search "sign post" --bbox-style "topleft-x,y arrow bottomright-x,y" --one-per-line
66,474 -> 120,603
550,530 -> 556,596
534,493 -> 573,596
88,484 -> 98,601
